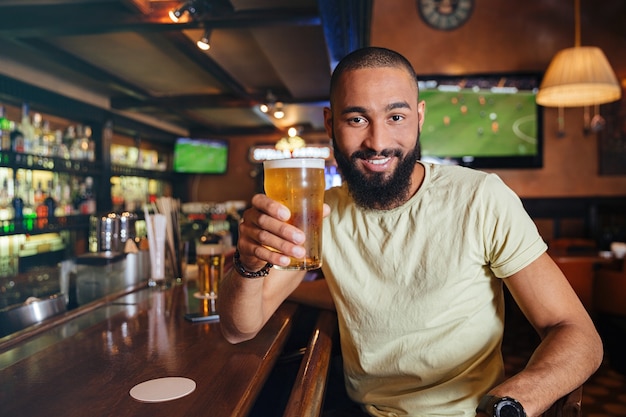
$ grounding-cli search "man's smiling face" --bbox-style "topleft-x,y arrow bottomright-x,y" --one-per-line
324,66 -> 426,210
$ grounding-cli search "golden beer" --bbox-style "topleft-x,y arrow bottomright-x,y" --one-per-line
263,158 -> 326,270
196,243 -> 224,299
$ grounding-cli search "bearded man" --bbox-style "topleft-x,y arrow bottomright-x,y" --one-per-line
219,47 -> 602,417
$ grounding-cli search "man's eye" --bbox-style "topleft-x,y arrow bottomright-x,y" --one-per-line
349,116 -> 365,124
391,115 -> 404,122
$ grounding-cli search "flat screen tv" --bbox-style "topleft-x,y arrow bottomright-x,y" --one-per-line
418,73 -> 543,169
173,138 -> 229,174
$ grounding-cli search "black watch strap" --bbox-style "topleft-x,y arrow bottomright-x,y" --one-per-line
476,395 -> 526,417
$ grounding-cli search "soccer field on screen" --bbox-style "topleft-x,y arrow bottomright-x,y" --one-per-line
173,141 -> 228,174
420,89 -> 538,158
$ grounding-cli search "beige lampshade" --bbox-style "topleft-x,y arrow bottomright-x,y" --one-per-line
536,46 -> 622,107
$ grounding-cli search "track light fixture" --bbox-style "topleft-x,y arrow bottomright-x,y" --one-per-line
196,29 -> 212,50
259,91 -> 277,113
168,7 -> 183,22
272,102 -> 285,119
169,1 -> 196,22
259,91 -> 286,119
169,1 -> 221,50
168,1 -> 200,22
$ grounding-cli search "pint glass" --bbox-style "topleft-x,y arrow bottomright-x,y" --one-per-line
263,158 -> 325,270
196,242 -> 224,299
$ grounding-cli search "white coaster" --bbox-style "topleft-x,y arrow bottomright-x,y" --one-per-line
130,377 -> 196,403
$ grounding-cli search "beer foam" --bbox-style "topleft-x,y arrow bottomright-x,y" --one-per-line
263,158 -> 325,169
196,244 -> 223,255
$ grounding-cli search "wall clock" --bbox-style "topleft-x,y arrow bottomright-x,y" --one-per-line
417,0 -> 474,31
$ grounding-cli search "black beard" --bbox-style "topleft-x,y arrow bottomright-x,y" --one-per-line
333,135 -> 422,210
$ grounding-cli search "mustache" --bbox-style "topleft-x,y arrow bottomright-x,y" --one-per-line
351,148 -> 403,160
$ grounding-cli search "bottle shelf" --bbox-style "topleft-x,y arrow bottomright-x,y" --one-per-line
0,151 -> 102,176
111,164 -> 176,181
0,214 -> 91,236
0,93 -> 176,315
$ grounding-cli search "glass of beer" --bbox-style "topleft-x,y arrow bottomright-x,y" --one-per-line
263,158 -> 325,270
195,241 -> 224,300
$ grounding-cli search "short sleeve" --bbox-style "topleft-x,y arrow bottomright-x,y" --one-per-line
480,174 -> 547,278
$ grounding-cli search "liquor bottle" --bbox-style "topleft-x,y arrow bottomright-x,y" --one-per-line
0,105 -> 12,151
34,179 -> 48,228
84,126 -> 95,161
10,122 -> 24,154
22,169 -> 35,213
76,125 -> 89,161
32,112 -> 43,156
0,177 -> 12,221
53,129 -> 70,159
60,178 -> 73,216
79,176 -> 96,215
148,178 -> 158,204
34,181 -> 45,207
67,125 -> 82,160
14,170 -> 32,230
19,103 -> 35,154
35,195 -> 49,229
71,177 -> 83,213
12,180 -> 23,220
40,119 -> 55,158
44,180 -> 56,222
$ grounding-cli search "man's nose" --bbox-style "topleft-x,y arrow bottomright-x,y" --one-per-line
363,121 -> 391,152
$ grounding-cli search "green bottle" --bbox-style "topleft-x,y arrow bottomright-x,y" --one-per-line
0,106 -> 12,151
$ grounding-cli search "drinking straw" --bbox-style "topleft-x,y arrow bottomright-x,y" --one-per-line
143,206 -> 167,281
155,197 -> 182,279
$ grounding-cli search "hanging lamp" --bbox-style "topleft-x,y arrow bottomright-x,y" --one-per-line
536,0 -> 621,108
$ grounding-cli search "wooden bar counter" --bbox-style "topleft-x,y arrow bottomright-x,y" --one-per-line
0,282 -> 299,417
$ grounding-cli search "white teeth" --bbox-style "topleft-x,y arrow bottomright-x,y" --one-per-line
368,157 -> 390,165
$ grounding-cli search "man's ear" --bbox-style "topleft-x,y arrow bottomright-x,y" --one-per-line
323,107 -> 333,138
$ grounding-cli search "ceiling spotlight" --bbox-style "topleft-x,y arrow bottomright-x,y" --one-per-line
258,90 -> 288,119
168,7 -> 183,22
168,1 -> 200,23
273,103 -> 285,119
259,90 -> 278,114
196,29 -> 212,50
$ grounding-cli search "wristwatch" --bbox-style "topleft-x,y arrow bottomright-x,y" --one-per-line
476,395 -> 526,417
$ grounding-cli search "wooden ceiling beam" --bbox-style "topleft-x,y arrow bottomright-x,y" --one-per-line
0,7 -> 320,38
160,30 -> 252,99
7,37 -> 153,101
111,93 -> 330,111
123,0 -> 153,15
0,0 -> 363,134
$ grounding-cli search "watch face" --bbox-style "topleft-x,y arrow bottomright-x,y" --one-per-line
416,0 -> 474,31
496,400 -> 524,417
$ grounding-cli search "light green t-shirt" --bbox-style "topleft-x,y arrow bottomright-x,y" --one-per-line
321,162 -> 547,417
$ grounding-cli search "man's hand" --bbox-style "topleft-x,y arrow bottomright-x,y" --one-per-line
219,194 -> 330,344
237,193 -> 330,271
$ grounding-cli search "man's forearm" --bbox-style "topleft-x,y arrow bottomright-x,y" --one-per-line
218,268 -> 267,343
219,267 -> 307,343
487,320 -> 602,416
